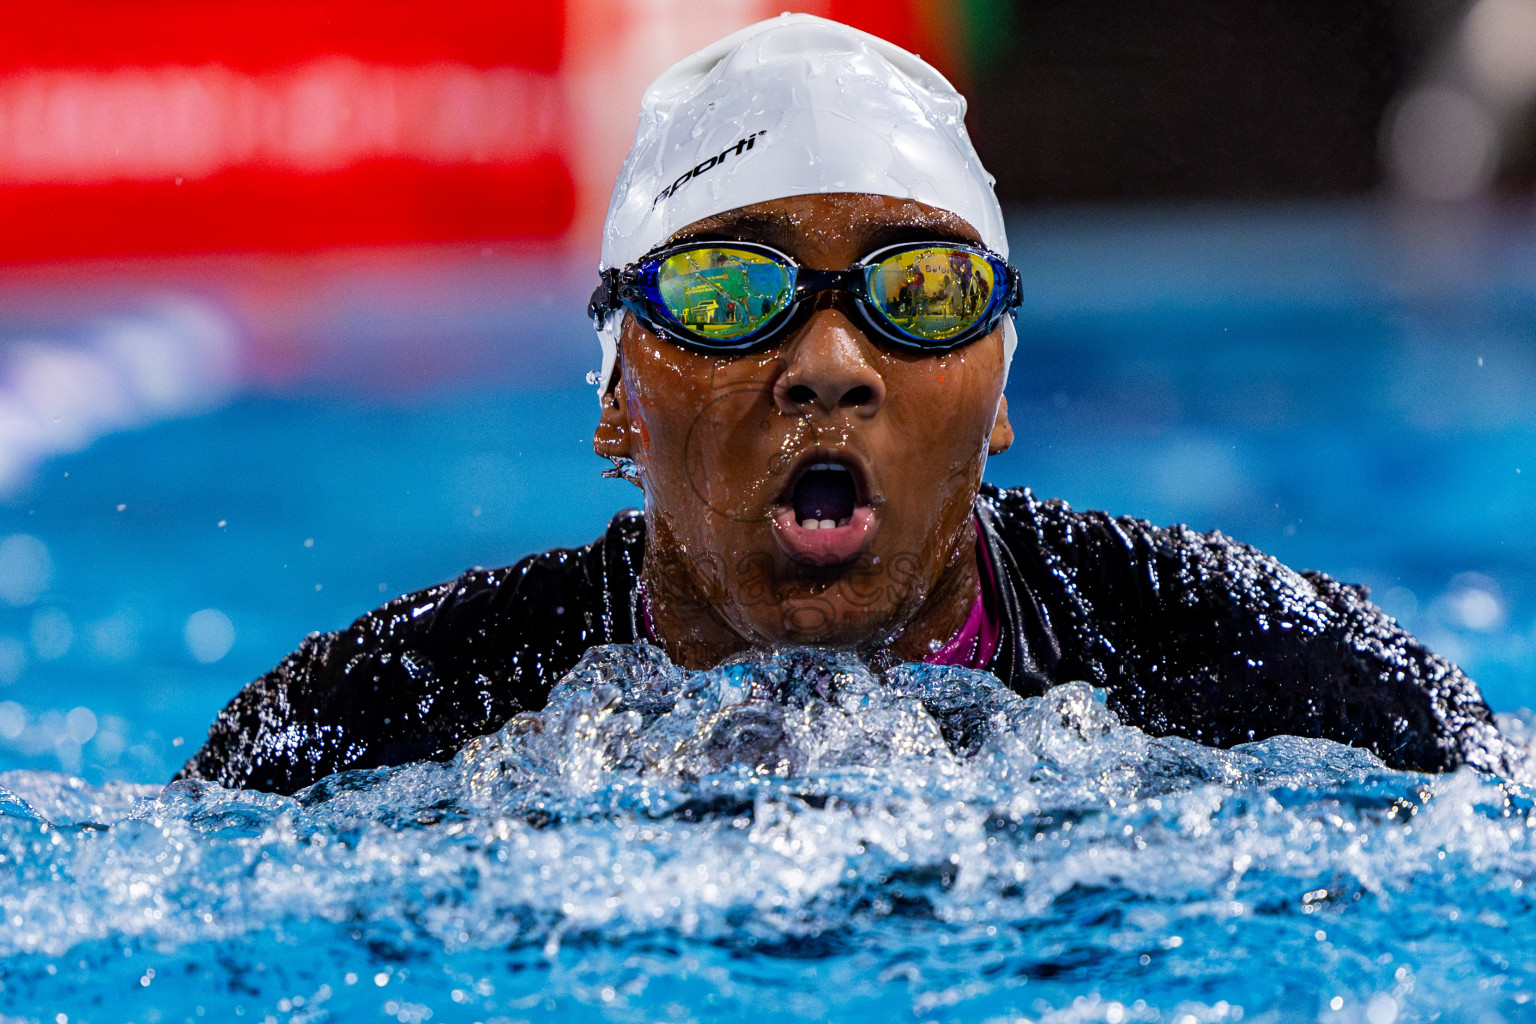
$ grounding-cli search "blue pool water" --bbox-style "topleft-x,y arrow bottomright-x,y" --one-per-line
0,201 -> 1533,1020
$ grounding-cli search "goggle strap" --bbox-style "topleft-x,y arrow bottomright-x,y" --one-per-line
588,267 -> 625,327
1005,264 -> 1023,311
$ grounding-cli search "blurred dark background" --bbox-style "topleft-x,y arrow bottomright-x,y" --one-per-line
963,0 -> 1536,201
975,0 -> 1403,199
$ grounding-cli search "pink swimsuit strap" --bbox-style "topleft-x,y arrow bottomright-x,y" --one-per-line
920,516 -> 1001,671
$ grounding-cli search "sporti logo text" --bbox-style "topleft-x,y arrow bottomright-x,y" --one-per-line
653,131 -> 767,207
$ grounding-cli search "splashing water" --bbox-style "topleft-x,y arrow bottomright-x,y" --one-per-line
3,645 -> 1535,1022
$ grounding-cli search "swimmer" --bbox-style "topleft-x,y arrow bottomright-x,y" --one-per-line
178,15 -> 1506,794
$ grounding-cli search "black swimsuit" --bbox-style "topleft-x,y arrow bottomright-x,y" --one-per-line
176,485 -> 1507,794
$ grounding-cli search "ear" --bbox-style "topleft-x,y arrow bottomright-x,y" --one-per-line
593,374 -> 637,469
987,394 -> 1014,456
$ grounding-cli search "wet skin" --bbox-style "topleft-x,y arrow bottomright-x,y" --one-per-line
593,193 -> 1015,670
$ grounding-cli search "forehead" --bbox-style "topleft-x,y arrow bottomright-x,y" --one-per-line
667,193 -> 982,256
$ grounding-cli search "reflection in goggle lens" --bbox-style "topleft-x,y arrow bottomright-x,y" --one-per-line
657,247 -> 792,341
867,247 -> 996,341
653,244 -> 1000,345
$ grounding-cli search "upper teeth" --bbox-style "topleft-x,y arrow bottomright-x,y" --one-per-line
808,463 -> 848,473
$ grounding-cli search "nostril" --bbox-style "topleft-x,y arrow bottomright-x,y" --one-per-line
840,385 -> 873,407
787,384 -> 817,405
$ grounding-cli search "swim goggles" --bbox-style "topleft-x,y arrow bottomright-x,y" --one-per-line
588,239 -> 1022,353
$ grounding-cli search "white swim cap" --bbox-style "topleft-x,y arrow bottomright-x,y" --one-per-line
594,12 -> 1014,398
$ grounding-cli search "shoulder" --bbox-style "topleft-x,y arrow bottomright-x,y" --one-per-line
977,482 -> 1141,551
974,485 -> 1501,771
977,483 -> 1318,604
324,507 -> 648,726
975,484 -> 1163,592
177,510 -> 647,792
978,481 -> 1195,541
373,509 -> 645,633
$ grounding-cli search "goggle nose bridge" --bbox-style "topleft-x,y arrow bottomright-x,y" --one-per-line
788,267 -> 869,307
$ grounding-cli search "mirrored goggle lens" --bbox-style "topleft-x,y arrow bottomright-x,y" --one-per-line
867,247 -> 996,341
656,247 -> 792,341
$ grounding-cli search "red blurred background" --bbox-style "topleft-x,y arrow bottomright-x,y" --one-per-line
0,0 -> 968,263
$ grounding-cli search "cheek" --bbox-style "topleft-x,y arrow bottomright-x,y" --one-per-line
874,351 -> 1002,536
621,351 -> 703,468
678,388 -> 795,524
888,357 -> 1000,452
634,415 -> 652,458
625,348 -> 787,512
939,345 -> 1004,440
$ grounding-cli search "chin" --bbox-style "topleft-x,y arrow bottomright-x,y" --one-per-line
729,561 -> 927,649
747,608 -> 900,649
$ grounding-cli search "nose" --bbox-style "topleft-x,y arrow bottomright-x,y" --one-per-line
772,303 -> 886,418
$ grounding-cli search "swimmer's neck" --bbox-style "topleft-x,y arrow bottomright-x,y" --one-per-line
640,534 -> 982,670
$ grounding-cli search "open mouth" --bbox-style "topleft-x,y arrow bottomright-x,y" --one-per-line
791,462 -> 858,529
771,457 -> 878,565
